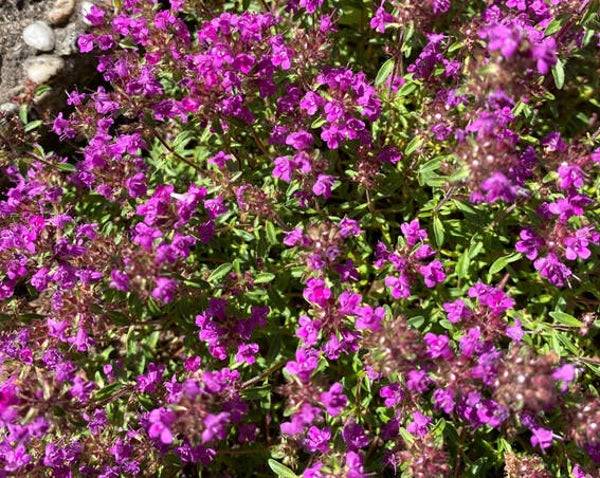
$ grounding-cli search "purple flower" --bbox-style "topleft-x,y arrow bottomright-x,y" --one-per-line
459,327 -> 481,358
84,409 -> 107,435
194,221 -> 213,245
109,270 -> 129,292
573,465 -> 594,478
506,318 -> 524,342
285,348 -> 319,383
304,426 -> 331,453
296,315 -> 321,346
147,407 -> 177,444
423,332 -> 452,359
208,151 -> 231,168
433,388 -> 455,414
400,219 -> 428,247
548,195 -> 592,223
137,363 -> 165,394
515,227 -> 544,260
69,377 -> 95,403
557,163 -> 585,190
482,23 -> 522,58
468,283 -> 515,316
529,425 -> 557,450
84,4 -> 105,25
339,217 -> 362,237
477,400 -> 508,428
552,364 -> 576,392
151,277 -> 177,303
345,451 -> 366,478
202,412 -> 231,443
406,411 -> 431,437
283,227 -> 306,247
531,36 -> 557,74
342,420 -> 370,449
303,462 -> 325,478
471,347 -> 502,386
431,122 -> 452,141
406,369 -> 431,393
303,277 -> 331,307
78,34 -> 95,53
4,443 -> 31,472
286,131 -> 314,150
563,226 -> 599,260
432,0 -> 450,14
534,253 -> 572,286
312,174 -> 336,199
541,132 -> 567,152
380,383 -> 404,407
204,196 -> 227,219
385,274 -> 411,299
414,244 -> 436,260
321,382 -> 347,416
355,305 -> 385,332
443,299 -> 472,323
370,7 -> 395,33
418,260 -> 446,287
338,291 -> 361,315
300,91 -> 325,115
235,343 -> 259,365
479,172 -> 519,203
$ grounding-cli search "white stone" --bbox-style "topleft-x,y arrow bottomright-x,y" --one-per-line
22,21 -> 56,52
47,0 -> 76,25
24,55 -> 65,84
0,103 -> 19,117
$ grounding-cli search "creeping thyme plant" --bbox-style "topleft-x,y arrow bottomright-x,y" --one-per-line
0,0 -> 599,475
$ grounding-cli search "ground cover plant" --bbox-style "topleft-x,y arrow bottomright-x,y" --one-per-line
0,0 -> 599,476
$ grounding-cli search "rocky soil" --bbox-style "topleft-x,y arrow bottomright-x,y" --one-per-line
0,0 -> 101,116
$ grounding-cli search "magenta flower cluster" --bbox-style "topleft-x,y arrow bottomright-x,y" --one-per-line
0,0 -> 598,476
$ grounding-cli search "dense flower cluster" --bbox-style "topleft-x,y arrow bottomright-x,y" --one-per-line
0,0 -> 598,476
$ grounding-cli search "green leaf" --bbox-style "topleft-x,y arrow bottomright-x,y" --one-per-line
265,221 -> 278,245
407,315 -> 425,328
55,162 -> 78,173
19,104 -> 28,124
432,216 -> 445,248
268,459 -> 300,478
552,59 -> 565,90
24,120 -> 43,132
311,117 -> 327,129
375,58 -> 395,86
456,249 -> 470,278
544,17 -> 564,36
468,240 -> 484,259
240,384 -> 272,400
94,382 -> 125,402
254,273 -> 276,284
419,157 -> 442,174
448,40 -> 464,53
108,311 -> 130,326
233,229 -> 254,242
404,136 -> 422,156
208,263 -> 233,283
489,253 -> 522,275
549,311 -> 583,327
398,81 -> 418,97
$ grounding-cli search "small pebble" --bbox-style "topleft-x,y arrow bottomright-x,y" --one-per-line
24,55 -> 65,84
22,21 -> 56,52
54,23 -> 83,56
0,103 -> 19,117
47,0 -> 76,26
